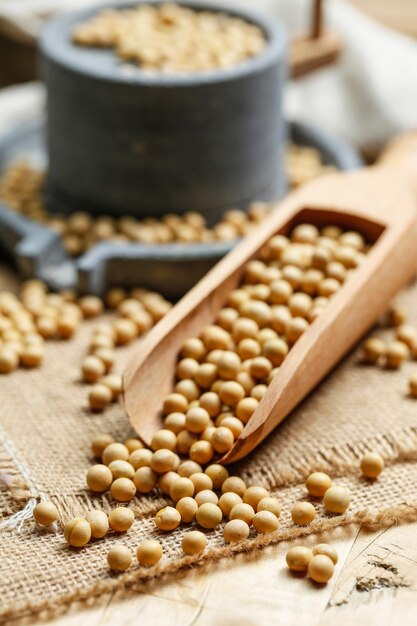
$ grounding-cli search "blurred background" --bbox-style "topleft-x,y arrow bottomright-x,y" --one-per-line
0,0 -> 417,159
1,0 -> 417,85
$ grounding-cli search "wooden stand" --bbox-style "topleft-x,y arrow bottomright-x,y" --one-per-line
290,0 -> 343,78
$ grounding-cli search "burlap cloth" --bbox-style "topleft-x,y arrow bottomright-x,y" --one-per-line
2,268 -> 417,623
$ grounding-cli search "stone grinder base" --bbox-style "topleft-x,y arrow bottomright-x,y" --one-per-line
0,119 -> 362,298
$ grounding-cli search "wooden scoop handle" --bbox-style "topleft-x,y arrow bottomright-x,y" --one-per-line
123,133 -> 417,462
379,131 -> 417,167
378,131 -> 417,199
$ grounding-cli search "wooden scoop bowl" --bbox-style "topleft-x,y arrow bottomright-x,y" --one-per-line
123,133 -> 417,464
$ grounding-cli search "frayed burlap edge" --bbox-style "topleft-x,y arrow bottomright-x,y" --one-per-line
2,500 -> 417,624
0,432 -> 33,522
3,424 -> 417,623
249,425 -> 417,492
4,424 -> 417,527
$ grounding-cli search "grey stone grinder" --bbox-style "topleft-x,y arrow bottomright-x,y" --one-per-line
0,1 -> 363,297
0,119 -> 362,298
40,0 -> 288,220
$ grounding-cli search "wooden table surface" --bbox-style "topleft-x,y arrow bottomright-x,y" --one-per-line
15,521 -> 413,626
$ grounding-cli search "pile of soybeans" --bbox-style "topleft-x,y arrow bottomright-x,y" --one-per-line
31,221 -> 390,583
72,3 -> 266,74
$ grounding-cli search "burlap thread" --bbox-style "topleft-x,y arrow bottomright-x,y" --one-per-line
2,280 -> 417,622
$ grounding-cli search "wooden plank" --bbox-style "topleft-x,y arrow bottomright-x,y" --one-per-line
13,521 -> 417,625
320,521 -> 417,625
37,527 -> 359,626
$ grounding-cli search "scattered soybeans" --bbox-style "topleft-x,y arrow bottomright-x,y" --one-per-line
178,461 -> 203,478
123,438 -> 143,453
252,511 -> 279,533
151,429 -> 178,452
223,519 -> 250,543
285,544 -> 337,584
308,554 -> 335,583
0,284 -> 119,377
0,347 -> 19,373
409,372 -> 417,398
86,510 -> 109,539
89,383 -> 113,411
312,544 -> 338,565
108,459 -> 135,480
396,324 -> 417,350
306,472 -> 332,498
129,448 -> 153,470
243,486 -> 269,509
194,489 -> 219,506
33,501 -> 58,527
360,452 -> 384,479
222,476 -> 246,497
387,305 -> 407,327
169,477 -> 195,502
154,506 -> 181,531
82,355 -> 105,383
205,464 -> 229,489
151,449 -> 180,473
323,486 -> 351,514
385,341 -> 409,369
137,540 -> 163,566
182,531 -> 208,556
291,502 -> 316,526
176,497 -> 198,523
64,518 -> 91,548
82,292 -> 170,411
75,221 -> 376,572
134,467 -> 158,493
218,492 -> 243,517
110,477 -> 136,502
257,497 -> 281,517
102,443 -> 129,465
360,305 -> 417,403
108,507 -> 134,533
87,464 -> 113,493
91,433 -> 115,457
362,338 -> 386,364
230,503 -> 255,525
195,503 -> 223,529
107,544 -> 132,571
286,546 -> 312,572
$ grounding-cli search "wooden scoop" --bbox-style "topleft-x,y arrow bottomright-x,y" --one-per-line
123,133 -> 417,464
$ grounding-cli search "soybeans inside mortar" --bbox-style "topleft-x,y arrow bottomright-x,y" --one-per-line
72,3 -> 267,74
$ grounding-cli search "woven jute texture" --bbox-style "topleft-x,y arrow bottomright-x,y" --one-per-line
2,275 -> 417,623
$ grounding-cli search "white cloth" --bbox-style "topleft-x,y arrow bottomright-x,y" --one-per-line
0,82 -> 44,133
287,0 -> 417,156
0,0 -> 417,155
